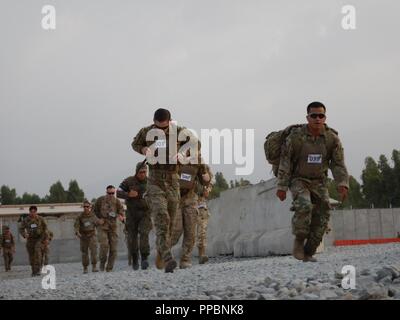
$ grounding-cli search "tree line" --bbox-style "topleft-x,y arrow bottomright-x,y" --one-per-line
0,180 -> 85,205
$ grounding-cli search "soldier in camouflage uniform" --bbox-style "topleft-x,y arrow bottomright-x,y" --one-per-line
117,161 -> 153,270
132,108 -> 190,273
93,186 -> 125,272
19,206 -> 49,276
170,156 -> 211,269
74,200 -> 102,273
1,226 -> 16,272
276,102 -> 349,262
41,229 -> 53,268
196,167 -> 213,264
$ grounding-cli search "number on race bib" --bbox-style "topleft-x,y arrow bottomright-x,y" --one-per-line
307,154 -> 322,164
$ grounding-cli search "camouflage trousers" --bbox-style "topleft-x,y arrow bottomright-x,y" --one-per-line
170,190 -> 199,262
197,206 -> 210,251
26,238 -> 42,274
125,210 -> 152,262
41,243 -> 50,267
290,178 -> 331,256
97,227 -> 118,271
3,249 -> 13,271
80,234 -> 98,268
146,171 -> 180,262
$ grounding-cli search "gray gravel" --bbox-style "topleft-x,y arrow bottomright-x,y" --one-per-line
1,243 -> 400,300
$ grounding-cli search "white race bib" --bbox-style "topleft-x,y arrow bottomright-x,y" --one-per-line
307,154 -> 322,164
108,212 -> 116,218
155,139 -> 167,149
84,221 -> 92,227
198,202 -> 207,209
30,224 -> 37,229
5,239 -> 11,243
180,173 -> 192,182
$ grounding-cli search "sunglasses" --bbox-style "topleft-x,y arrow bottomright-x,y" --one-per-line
107,192 -> 115,195
83,206 -> 90,208
309,113 -> 326,119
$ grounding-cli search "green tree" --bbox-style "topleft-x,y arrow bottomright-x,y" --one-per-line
361,157 -> 384,208
47,181 -> 67,203
378,155 -> 396,207
209,172 -> 229,199
0,185 -> 17,205
391,149 -> 400,207
66,180 -> 85,203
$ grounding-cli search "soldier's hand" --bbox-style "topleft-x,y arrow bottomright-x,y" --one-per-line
202,173 -> 210,183
98,219 -> 105,225
203,189 -> 210,198
128,190 -> 139,198
118,215 -> 125,222
276,190 -> 287,201
76,232 -> 81,238
338,186 -> 348,202
141,147 -> 151,156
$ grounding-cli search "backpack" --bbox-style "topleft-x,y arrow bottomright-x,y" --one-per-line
264,124 -> 303,176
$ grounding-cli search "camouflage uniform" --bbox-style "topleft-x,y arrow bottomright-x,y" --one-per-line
93,196 -> 124,271
171,162 -> 211,267
74,211 -> 100,270
196,186 -> 212,258
19,215 -> 48,276
41,230 -> 53,267
132,123 -> 186,268
1,229 -> 15,271
117,172 -> 152,268
277,124 -> 349,256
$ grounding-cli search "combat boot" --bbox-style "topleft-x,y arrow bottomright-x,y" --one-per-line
179,259 -> 192,269
155,251 -> 164,270
83,267 -> 88,274
141,258 -> 149,270
92,265 -> 98,272
293,236 -> 305,260
164,258 -> 177,273
198,247 -> 209,264
303,255 -> 317,263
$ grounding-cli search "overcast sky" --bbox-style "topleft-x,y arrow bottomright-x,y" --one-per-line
1,0 -> 399,199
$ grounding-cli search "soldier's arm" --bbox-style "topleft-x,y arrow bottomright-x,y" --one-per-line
132,127 -> 148,155
117,178 -> 130,200
18,220 -> 26,238
116,199 -> 125,216
93,199 -> 102,219
330,136 -> 349,188
73,217 -> 80,234
277,137 -> 295,191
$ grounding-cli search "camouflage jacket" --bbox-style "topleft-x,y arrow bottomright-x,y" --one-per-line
74,212 -> 100,236
117,175 -> 149,212
277,124 -> 349,191
131,123 -> 188,171
19,215 -> 48,240
0,232 -> 15,250
93,195 -> 125,225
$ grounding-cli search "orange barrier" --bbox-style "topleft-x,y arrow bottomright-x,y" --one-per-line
334,238 -> 400,246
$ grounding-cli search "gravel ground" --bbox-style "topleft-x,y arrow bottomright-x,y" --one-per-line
1,243 -> 400,300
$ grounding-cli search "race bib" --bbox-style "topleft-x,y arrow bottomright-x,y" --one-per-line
84,221 -> 92,227
307,154 -> 322,164
5,240 -> 11,243
198,202 -> 207,209
108,212 -> 116,218
155,139 -> 167,149
30,224 -> 38,229
180,173 -> 192,182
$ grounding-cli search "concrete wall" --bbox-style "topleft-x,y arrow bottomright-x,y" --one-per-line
329,208 -> 400,243
206,178 -> 295,257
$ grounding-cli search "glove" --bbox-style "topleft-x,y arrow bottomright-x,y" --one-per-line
338,186 -> 348,202
276,190 -> 287,201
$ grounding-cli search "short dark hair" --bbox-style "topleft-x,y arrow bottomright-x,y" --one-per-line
29,205 -> 38,212
307,101 -> 326,114
153,108 -> 171,122
106,185 -> 115,190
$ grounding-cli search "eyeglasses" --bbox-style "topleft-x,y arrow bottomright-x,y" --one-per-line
309,113 -> 326,119
107,192 -> 115,195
